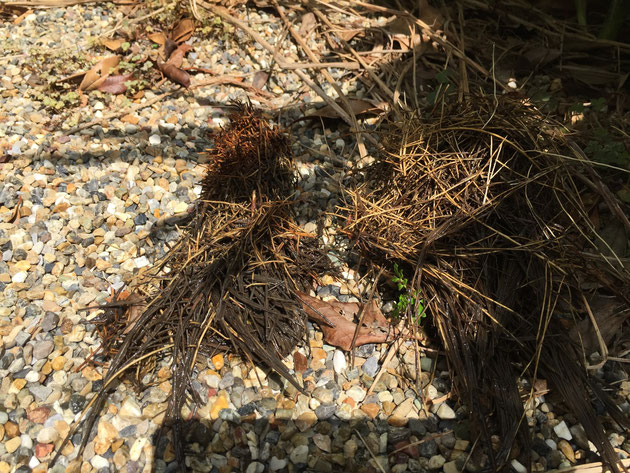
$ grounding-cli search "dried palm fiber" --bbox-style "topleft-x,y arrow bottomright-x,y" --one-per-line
53,105 -> 329,471
342,95 -> 630,472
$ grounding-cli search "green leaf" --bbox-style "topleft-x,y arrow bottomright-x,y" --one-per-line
591,97 -> 607,113
121,42 -> 131,52
436,70 -> 450,84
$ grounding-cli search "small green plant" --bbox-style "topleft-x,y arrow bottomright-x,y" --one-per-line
584,127 -> 630,167
392,263 -> 426,324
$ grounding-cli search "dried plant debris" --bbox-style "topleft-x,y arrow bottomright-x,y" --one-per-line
53,105 -> 330,471
341,95 -> 630,472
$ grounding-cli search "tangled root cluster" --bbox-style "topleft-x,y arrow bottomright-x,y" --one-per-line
343,96 -> 630,471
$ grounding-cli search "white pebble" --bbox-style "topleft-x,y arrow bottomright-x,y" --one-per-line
25,371 -> 39,382
346,386 -> 366,403
436,403 -> 456,420
554,421 -> 573,441
37,427 -> 59,444
246,462 -> 264,473
134,256 -> 150,269
119,398 -> 142,419
12,272 -> 27,283
333,350 -> 346,374
91,455 -> 109,470
28,456 -> 39,469
130,437 -> 147,461
21,434 -> 33,449
511,459 -> 527,473
149,134 -> 161,146
270,456 -> 287,471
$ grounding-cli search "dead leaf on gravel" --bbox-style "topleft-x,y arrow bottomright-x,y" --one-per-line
335,28 -> 365,42
167,44 -> 192,68
78,56 -> 121,91
164,38 -> 179,61
171,18 -> 195,44
386,17 -> 422,52
298,12 -> 317,38
8,196 -> 23,224
252,71 -> 269,90
298,291 -> 397,351
102,38 -> 125,51
158,61 -> 191,88
97,73 -> 132,94
148,32 -> 167,46
306,99 -> 388,119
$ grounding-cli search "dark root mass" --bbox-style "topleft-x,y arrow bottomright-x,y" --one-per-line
342,95 -> 630,472
54,105 -> 329,472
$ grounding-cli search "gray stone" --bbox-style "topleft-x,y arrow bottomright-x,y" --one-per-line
30,384 -> 53,401
218,409 -> 241,423
361,356 -> 379,377
270,456 -> 287,471
32,340 -> 54,360
315,404 -> 336,420
554,421 -> 572,441
246,462 -> 264,473
40,312 -> 59,332
418,439 -> 438,458
14,331 -> 30,346
218,372 -> 234,390
8,358 -> 25,373
289,445 -> 309,465
312,387 -> 333,404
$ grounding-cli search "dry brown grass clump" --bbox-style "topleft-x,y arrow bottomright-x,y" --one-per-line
54,106 -> 329,471
342,95 -> 630,472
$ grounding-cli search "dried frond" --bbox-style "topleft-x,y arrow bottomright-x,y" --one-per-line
342,95 -> 630,472
54,106 -> 330,472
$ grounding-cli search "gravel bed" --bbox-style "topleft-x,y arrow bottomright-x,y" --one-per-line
1,3 -> 629,473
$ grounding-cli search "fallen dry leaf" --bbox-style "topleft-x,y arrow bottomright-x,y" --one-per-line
148,31 -> 167,46
298,12 -> 316,38
385,17 -> 422,52
171,18 -> 195,44
166,44 -> 192,68
298,291 -> 397,351
8,196 -> 23,224
78,56 -> 121,92
252,71 -> 269,90
158,61 -> 191,88
164,38 -> 179,61
102,38 -> 125,51
335,28 -> 364,42
158,41 -> 192,88
97,73 -> 132,94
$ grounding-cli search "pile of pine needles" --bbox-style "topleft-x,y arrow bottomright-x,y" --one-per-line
54,106 -> 329,470
342,95 -> 630,472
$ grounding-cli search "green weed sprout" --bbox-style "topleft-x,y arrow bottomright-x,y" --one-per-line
392,263 -> 426,324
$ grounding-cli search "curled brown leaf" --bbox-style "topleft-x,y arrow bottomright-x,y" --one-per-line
158,61 -> 191,88
171,18 -> 195,44
298,291 -> 397,351
97,73 -> 133,95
